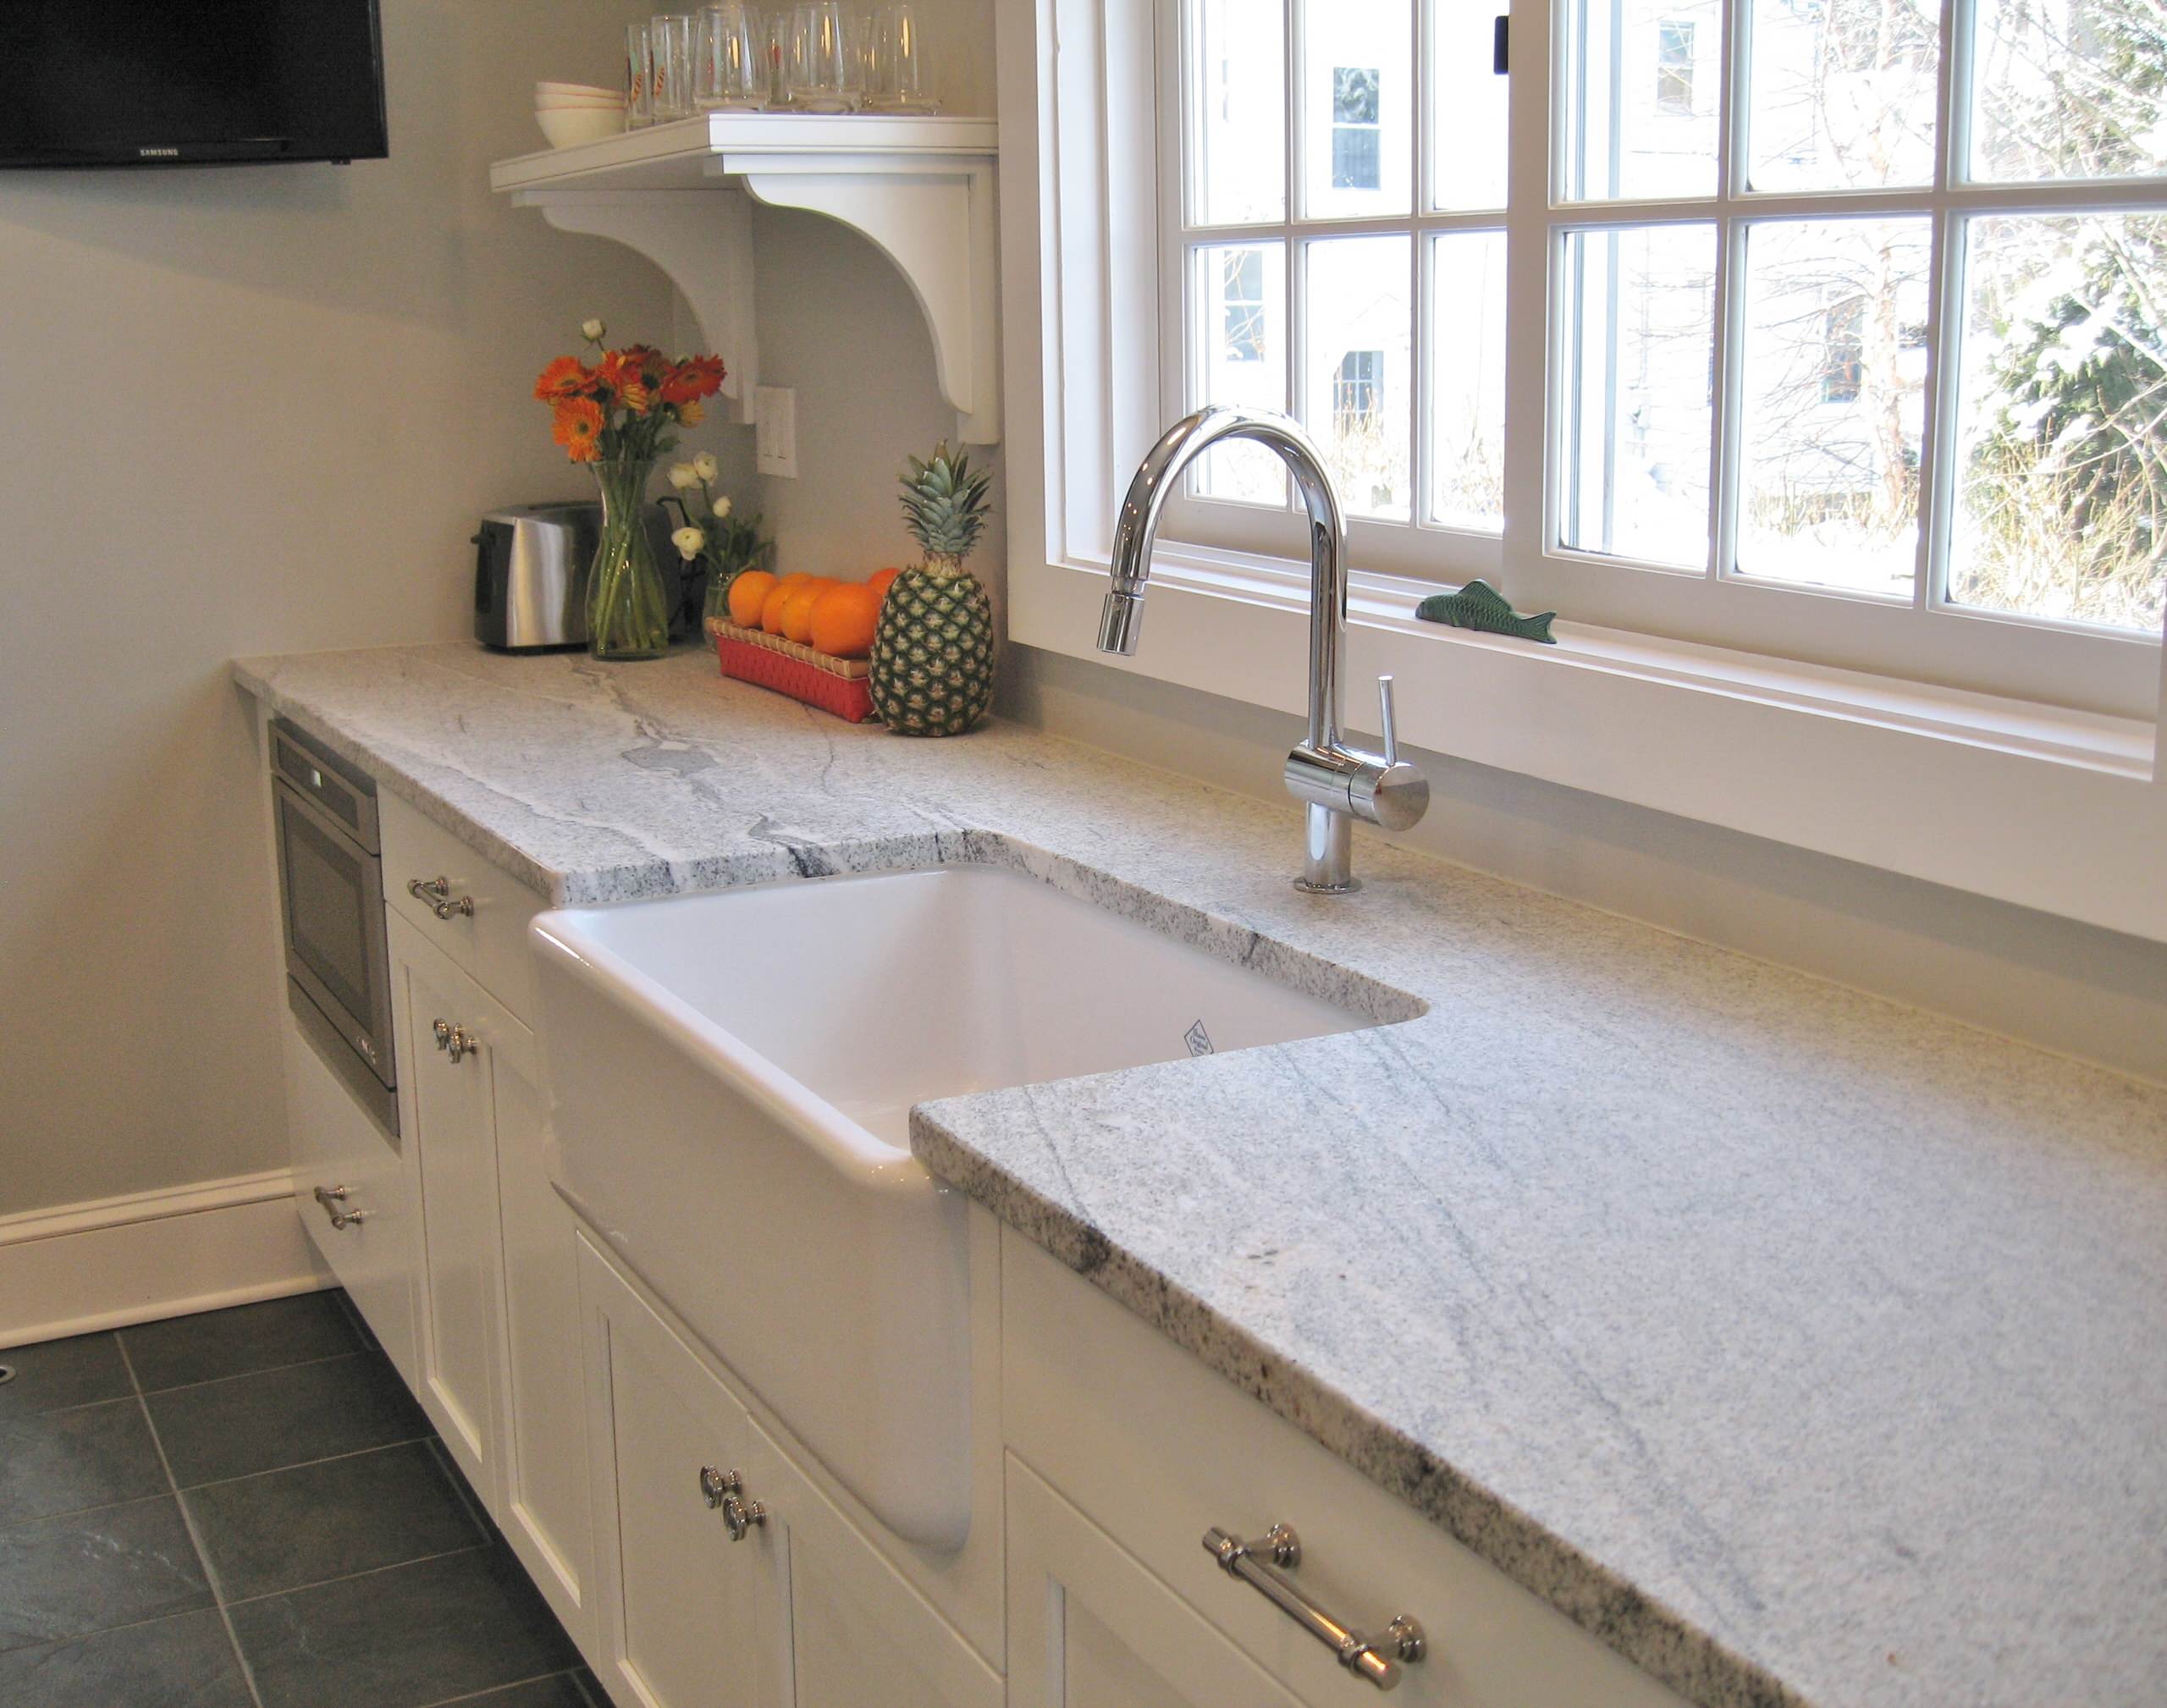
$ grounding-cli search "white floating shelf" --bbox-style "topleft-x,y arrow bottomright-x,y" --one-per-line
493,113 -> 1001,443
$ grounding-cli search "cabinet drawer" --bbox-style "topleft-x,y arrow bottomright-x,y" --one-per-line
281,1009 -> 417,1386
381,791 -> 543,1021
1001,1232 -> 1689,1708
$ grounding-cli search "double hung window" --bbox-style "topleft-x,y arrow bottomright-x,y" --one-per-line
1163,0 -> 2167,715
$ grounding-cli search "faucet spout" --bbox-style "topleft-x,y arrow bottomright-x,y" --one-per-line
1097,406 -> 1428,893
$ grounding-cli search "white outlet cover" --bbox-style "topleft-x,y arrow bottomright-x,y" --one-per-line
756,386 -> 797,478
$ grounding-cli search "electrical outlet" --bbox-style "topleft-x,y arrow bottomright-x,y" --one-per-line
755,386 -> 797,478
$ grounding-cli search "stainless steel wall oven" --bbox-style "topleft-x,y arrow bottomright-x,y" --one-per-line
269,718 -> 398,1135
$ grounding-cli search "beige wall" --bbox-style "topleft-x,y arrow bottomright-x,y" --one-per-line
0,0 -> 682,1217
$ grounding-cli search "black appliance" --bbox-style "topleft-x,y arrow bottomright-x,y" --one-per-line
0,0 -> 389,168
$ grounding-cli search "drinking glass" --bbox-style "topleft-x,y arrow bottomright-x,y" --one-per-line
625,21 -> 655,127
871,4 -> 937,112
766,11 -> 791,105
650,14 -> 696,121
697,3 -> 769,111
786,3 -> 855,113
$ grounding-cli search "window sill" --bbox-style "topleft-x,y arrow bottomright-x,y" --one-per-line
1007,548 -> 2167,944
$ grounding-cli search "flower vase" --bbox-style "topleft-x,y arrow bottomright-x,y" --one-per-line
586,458 -> 670,661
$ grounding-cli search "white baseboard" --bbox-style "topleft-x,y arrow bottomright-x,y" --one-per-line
0,1168 -> 332,1349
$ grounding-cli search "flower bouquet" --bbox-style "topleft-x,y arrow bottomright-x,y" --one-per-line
533,318 -> 726,660
660,454 -> 774,636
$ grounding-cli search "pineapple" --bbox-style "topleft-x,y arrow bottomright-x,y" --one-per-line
869,443 -> 998,736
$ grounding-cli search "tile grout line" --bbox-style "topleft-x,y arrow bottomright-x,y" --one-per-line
114,1336 -> 269,1708
174,1433 -> 438,1498
218,1538 -> 496,1611
130,1344 -> 376,1402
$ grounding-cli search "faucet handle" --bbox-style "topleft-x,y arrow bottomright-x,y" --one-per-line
1377,675 -> 1399,767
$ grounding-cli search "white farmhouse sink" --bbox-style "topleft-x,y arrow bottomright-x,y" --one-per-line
530,863 -> 1379,1550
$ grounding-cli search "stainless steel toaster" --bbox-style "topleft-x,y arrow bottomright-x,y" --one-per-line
472,503 -> 601,651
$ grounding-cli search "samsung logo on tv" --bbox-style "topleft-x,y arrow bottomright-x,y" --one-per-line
136,146 -> 180,157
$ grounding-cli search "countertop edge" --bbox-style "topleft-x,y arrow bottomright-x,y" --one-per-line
909,1109 -> 1806,1708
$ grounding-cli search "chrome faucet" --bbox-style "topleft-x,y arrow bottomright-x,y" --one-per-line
1098,406 -> 1429,894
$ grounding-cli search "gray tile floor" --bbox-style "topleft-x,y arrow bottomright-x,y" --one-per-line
0,1292 -> 598,1708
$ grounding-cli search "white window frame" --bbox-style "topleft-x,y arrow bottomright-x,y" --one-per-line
994,0 -> 2167,943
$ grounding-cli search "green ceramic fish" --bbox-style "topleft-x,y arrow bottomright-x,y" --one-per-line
1414,579 -> 1557,644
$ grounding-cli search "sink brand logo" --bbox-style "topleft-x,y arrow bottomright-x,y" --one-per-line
1184,1019 -> 1215,1058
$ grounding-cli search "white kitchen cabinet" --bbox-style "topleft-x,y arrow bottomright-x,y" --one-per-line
746,1415 -> 1003,1708
280,1006 -> 417,1386
577,1231 -> 771,1708
390,915 -> 506,1501
389,910 -> 592,1646
577,1229 -> 1003,1708
1001,1231 -> 1690,1708
1006,1457 -> 1304,1708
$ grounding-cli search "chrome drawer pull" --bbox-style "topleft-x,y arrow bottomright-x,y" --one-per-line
312,1184 -> 369,1231
1202,1524 -> 1425,1691
698,1467 -> 768,1541
408,876 -> 476,920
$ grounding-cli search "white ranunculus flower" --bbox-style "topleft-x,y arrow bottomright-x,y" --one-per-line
709,495 -> 732,521
667,461 -> 701,491
671,526 -> 707,562
692,452 -> 720,484
581,317 -> 606,342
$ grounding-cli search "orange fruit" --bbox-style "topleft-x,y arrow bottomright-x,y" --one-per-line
758,581 -> 794,633
726,570 -> 778,629
808,583 -> 882,658
780,586 -> 827,644
866,567 -> 902,601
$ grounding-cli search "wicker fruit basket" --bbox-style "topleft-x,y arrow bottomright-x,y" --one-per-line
707,618 -> 876,724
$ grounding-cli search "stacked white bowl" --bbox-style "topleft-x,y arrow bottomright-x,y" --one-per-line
536,80 -> 626,148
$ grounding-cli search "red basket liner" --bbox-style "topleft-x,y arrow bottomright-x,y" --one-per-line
713,631 -> 875,724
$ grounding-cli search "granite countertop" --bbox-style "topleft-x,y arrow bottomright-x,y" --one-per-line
234,642 -> 2167,1708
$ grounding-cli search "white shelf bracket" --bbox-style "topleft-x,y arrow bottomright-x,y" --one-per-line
515,187 -> 759,427
725,154 -> 1001,444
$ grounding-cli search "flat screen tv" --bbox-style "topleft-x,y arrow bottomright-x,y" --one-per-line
0,0 -> 388,168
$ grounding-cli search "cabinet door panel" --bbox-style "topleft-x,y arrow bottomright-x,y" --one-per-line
746,1419 -> 1000,1708
394,920 -> 503,1506
580,1235 -> 766,1708
493,1041 -> 593,1648
1006,1456 -> 1302,1708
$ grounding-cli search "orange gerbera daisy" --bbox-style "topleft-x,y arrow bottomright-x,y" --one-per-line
552,396 -> 605,462
593,349 -> 638,397
533,355 -> 590,402
659,355 -> 726,405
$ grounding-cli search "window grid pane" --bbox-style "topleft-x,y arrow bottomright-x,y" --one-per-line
1172,0 -> 1509,548
1551,0 -> 2167,646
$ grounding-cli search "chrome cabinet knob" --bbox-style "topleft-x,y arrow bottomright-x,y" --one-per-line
433,1019 -> 478,1063
698,1467 -> 767,1540
312,1184 -> 368,1231
409,876 -> 475,921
